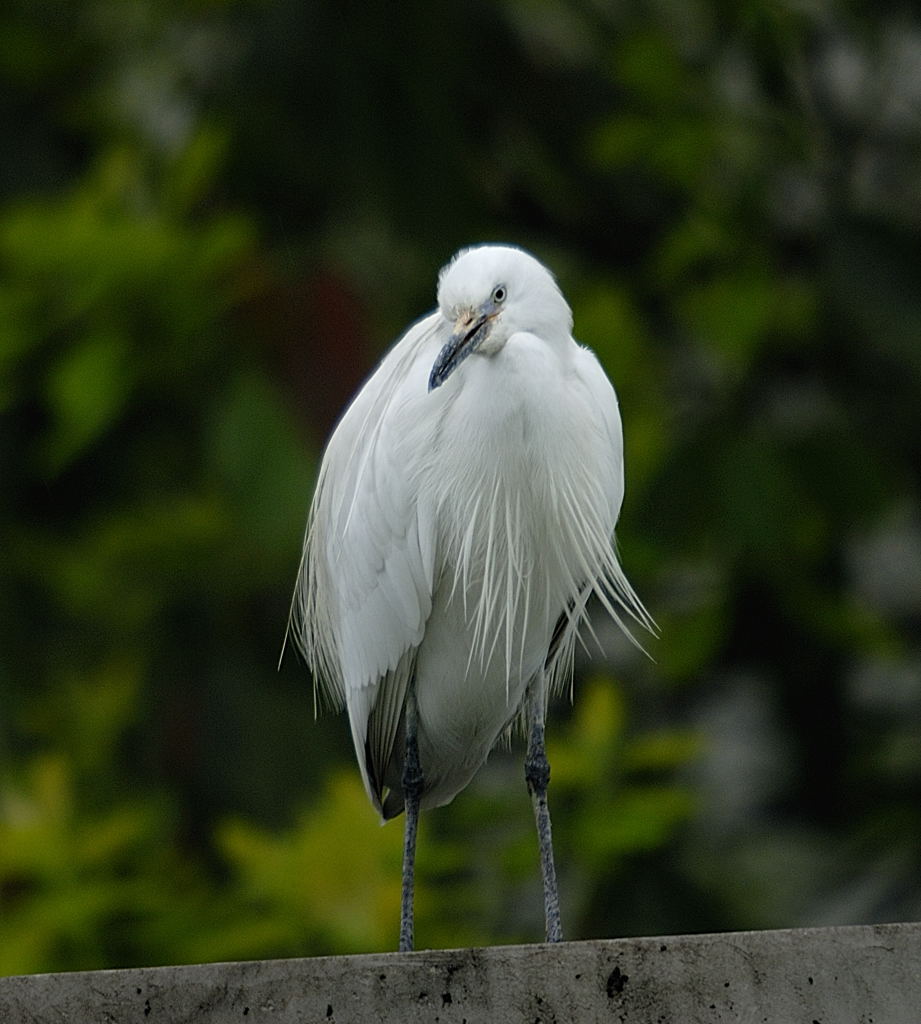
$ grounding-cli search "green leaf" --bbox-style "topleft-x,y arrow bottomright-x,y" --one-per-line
42,330 -> 132,473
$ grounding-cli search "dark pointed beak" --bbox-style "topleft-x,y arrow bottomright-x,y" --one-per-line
429,308 -> 493,391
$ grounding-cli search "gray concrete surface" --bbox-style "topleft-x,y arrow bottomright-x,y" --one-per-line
1,922 -> 918,1023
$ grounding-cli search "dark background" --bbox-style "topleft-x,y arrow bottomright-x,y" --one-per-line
2,0 -> 920,971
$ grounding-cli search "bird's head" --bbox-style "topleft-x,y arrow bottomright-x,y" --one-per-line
429,244 -> 573,391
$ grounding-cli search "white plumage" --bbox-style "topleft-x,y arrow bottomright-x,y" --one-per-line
291,243 -> 651,946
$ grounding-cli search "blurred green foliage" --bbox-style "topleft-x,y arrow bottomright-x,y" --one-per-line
2,0 -> 921,975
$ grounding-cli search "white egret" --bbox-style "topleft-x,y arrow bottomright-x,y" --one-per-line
290,244 -> 652,951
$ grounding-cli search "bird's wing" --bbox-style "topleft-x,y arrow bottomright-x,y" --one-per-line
559,346 -> 657,659
571,343 -> 626,519
292,312 -> 442,812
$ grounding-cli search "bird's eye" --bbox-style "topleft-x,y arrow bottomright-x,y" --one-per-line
492,285 -> 507,304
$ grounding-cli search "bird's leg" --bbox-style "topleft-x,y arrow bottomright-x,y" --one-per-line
525,674 -> 563,943
399,682 -> 422,952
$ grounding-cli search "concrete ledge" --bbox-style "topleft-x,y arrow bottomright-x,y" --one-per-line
1,922 -> 919,1023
